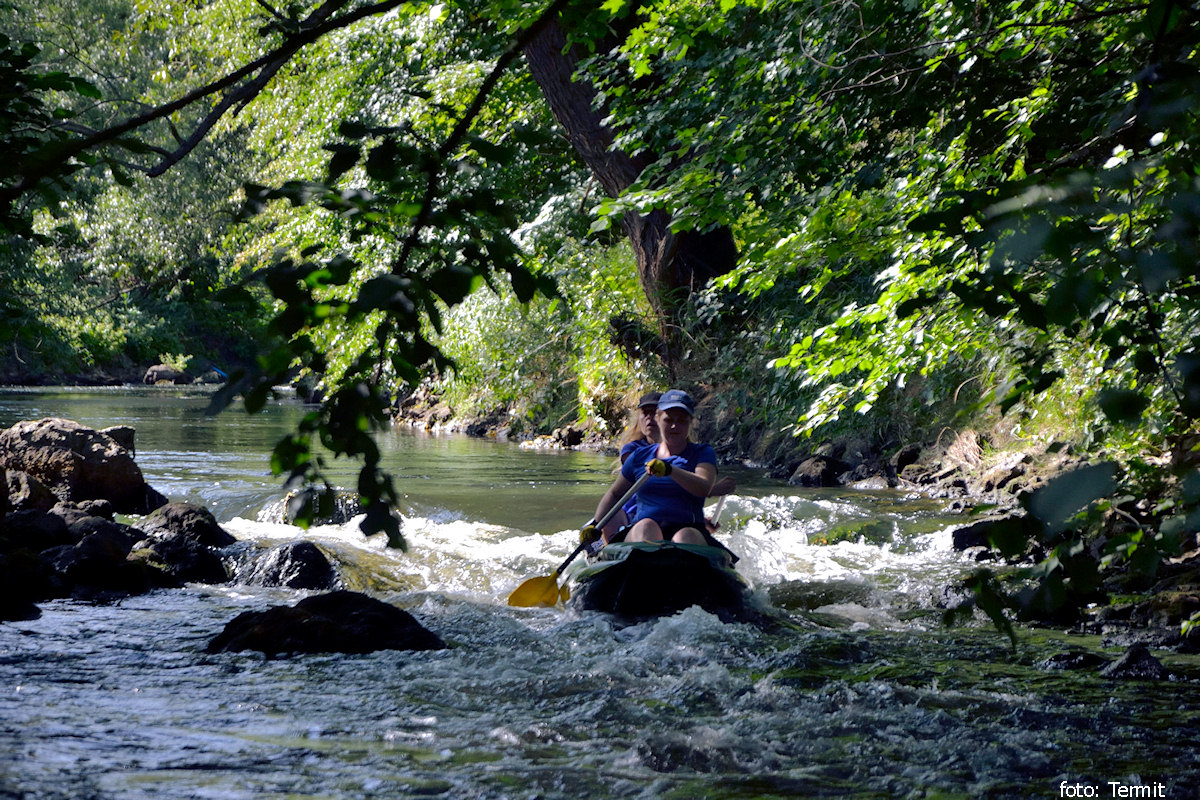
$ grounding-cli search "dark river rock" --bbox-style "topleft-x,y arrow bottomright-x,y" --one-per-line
235,540 -> 340,590
1099,642 -> 1170,680
133,501 -> 236,548
206,589 -> 446,656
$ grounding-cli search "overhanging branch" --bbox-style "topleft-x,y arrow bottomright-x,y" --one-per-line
8,0 -> 408,198
391,0 -> 578,277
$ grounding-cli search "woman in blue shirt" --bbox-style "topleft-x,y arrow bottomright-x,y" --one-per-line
594,389 -> 718,546
607,391 -> 661,534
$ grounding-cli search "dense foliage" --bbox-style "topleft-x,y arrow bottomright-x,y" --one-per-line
587,0 -> 1200,634
0,0 -> 272,380
2,0 -> 1197,632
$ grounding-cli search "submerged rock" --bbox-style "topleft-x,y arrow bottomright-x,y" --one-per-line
280,490 -> 364,526
768,578 -> 875,612
238,541 -> 339,590
206,590 -> 445,656
1099,643 -> 1169,680
1036,650 -> 1109,671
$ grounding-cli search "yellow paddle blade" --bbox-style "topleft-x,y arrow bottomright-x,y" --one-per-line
507,574 -> 563,607
560,583 -> 570,603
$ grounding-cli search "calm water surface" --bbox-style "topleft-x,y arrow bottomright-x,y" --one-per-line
1,387 -> 1197,799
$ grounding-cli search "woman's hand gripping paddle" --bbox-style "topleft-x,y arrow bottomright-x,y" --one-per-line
507,469 -> 653,608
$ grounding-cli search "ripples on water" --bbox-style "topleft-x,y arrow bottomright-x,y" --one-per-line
1,390 -> 1197,798
4,501 -> 1199,799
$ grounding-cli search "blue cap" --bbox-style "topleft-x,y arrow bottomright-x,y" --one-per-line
657,389 -> 695,415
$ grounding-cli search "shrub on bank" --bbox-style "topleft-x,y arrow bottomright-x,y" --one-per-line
431,242 -> 660,437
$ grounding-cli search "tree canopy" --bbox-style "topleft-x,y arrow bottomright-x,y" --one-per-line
2,0 -> 1198,627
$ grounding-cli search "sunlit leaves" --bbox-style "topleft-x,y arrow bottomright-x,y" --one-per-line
0,35 -> 105,234
432,239 -> 647,429
216,0 -> 576,546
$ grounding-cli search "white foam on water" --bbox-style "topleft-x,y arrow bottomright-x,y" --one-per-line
225,491 -> 972,627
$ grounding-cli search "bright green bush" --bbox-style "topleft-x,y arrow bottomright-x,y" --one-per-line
433,240 -> 655,435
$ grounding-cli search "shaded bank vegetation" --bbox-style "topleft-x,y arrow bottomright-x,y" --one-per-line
2,0 -> 1198,637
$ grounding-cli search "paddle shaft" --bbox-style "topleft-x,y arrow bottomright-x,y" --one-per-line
708,495 -> 727,524
552,470 -> 652,576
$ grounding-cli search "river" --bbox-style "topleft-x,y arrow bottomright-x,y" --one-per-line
1,387 -> 1197,799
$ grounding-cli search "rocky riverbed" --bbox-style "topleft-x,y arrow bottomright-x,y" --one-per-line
0,417 -> 443,653
2,411 -> 1196,661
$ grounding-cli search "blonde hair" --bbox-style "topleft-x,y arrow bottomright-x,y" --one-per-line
618,411 -> 648,449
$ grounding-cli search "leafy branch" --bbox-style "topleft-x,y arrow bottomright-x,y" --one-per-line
2,0 -> 407,211
212,0 -> 579,546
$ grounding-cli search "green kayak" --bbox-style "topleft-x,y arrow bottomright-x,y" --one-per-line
568,541 -> 752,621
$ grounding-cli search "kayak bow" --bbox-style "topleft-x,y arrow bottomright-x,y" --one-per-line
569,541 -> 751,621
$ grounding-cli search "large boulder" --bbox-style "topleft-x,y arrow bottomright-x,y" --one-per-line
788,455 -> 851,487
142,364 -> 189,385
0,418 -> 167,514
133,502 -> 236,548
206,590 -> 446,656
127,534 -> 228,586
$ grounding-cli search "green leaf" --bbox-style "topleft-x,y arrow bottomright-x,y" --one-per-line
895,294 -> 933,319
360,501 -> 406,550
428,264 -> 478,305
984,517 -> 1039,559
1024,463 -> 1118,531
353,274 -> 416,315
907,207 -> 965,235
467,134 -> 512,163
244,381 -> 273,415
323,143 -> 361,183
70,76 -> 102,99
1097,388 -> 1150,424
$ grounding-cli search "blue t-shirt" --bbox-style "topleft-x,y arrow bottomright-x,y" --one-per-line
618,439 -> 647,519
620,440 -> 717,528
619,439 -> 647,462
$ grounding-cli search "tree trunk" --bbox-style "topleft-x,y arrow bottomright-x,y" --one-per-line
521,19 -> 738,365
